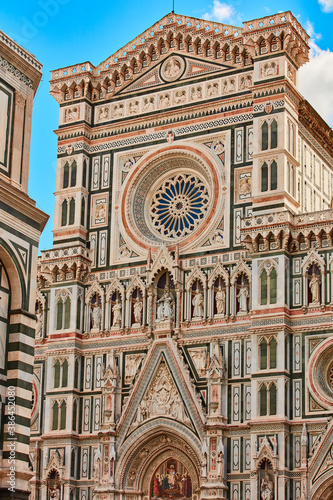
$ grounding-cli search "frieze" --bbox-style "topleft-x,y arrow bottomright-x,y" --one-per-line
57,112 -> 253,155
0,54 -> 33,88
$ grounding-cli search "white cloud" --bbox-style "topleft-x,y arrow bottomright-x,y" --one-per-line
203,1 -> 236,24
299,22 -> 333,127
318,0 -> 333,13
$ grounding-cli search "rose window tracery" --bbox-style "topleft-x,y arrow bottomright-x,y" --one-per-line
150,173 -> 209,239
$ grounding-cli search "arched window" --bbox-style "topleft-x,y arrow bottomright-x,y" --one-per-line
54,360 -> 61,388
270,268 -> 277,304
56,301 -> 63,330
56,294 -> 71,330
71,449 -> 76,478
74,358 -> 79,389
72,400 -> 77,431
271,161 -> 277,190
260,269 -> 268,305
271,120 -> 278,148
260,339 -> 267,369
76,296 -> 82,330
81,197 -> 86,226
261,163 -> 268,192
269,383 -> 277,415
270,338 -> 277,369
82,159 -> 87,188
52,401 -> 59,430
261,120 -> 278,150
62,359 -> 68,387
260,265 -> 278,305
259,337 -> 278,370
262,122 -> 269,150
60,401 -> 66,430
70,161 -> 77,187
69,198 -> 75,225
64,296 -> 71,329
260,384 -> 267,416
63,162 -> 69,188
61,200 -> 68,226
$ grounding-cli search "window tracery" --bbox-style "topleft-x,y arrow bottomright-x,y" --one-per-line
150,173 -> 209,240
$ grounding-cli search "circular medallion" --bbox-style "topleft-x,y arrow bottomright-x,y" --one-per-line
161,56 -> 184,82
309,338 -> 333,408
150,173 -> 209,239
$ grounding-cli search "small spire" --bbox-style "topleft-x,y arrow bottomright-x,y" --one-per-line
172,0 -> 175,13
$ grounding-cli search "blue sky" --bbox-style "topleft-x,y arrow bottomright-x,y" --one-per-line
1,0 -> 333,251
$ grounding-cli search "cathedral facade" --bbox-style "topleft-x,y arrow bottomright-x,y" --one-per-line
32,11 -> 333,500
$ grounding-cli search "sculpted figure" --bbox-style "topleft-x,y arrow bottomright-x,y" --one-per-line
215,286 -> 226,315
156,289 -> 174,322
92,304 -> 101,330
237,285 -> 249,313
192,289 -> 204,317
260,475 -> 274,500
36,308 -> 43,337
134,299 -> 143,324
112,299 -> 122,327
309,274 -> 320,303
164,58 -> 181,78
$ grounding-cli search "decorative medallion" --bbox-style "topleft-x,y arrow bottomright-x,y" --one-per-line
161,56 -> 185,82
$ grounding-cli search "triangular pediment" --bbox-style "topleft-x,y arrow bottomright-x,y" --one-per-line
118,53 -> 235,95
117,339 -> 205,445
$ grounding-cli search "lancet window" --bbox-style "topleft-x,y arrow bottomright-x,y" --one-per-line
261,160 -> 278,192
52,399 -> 67,430
259,337 -> 277,370
259,382 -> 277,416
260,263 -> 277,305
56,291 -> 71,330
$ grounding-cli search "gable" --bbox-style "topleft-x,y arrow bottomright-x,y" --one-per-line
117,339 -> 205,445
118,53 -> 235,95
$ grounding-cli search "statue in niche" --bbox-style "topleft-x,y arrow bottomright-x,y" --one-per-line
237,283 -> 249,313
134,299 -> 143,324
91,303 -> 101,330
260,475 -> 274,500
215,285 -> 226,315
136,395 -> 149,423
112,299 -> 122,327
309,273 -> 320,303
217,452 -> 224,478
192,288 -> 204,318
201,454 -> 207,478
156,288 -> 174,322
36,305 -> 43,337
49,486 -> 60,500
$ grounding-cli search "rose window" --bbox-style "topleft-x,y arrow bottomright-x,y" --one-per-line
149,174 -> 209,239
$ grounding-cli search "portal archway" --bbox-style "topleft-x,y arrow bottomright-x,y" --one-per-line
117,427 -> 201,500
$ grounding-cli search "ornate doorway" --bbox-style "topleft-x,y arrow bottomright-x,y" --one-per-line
151,458 -> 192,500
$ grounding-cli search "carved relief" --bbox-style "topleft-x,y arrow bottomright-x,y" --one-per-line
262,61 -> 278,78
113,103 -> 125,117
125,353 -> 145,385
188,347 -> 207,377
162,56 -> 184,81
65,106 -> 79,122
206,82 -> 219,97
128,100 -> 140,115
133,362 -> 189,427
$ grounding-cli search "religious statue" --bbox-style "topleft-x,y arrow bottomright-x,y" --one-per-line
112,299 -> 122,327
92,304 -> 101,330
134,299 -> 143,324
260,475 -> 274,500
192,289 -> 204,318
136,395 -> 149,423
164,57 -> 181,78
309,274 -> 320,303
93,457 -> 100,482
156,289 -> 174,322
49,486 -> 60,499
237,284 -> 249,313
217,452 -> 224,478
215,286 -> 226,315
36,308 -> 43,337
201,454 -> 207,478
